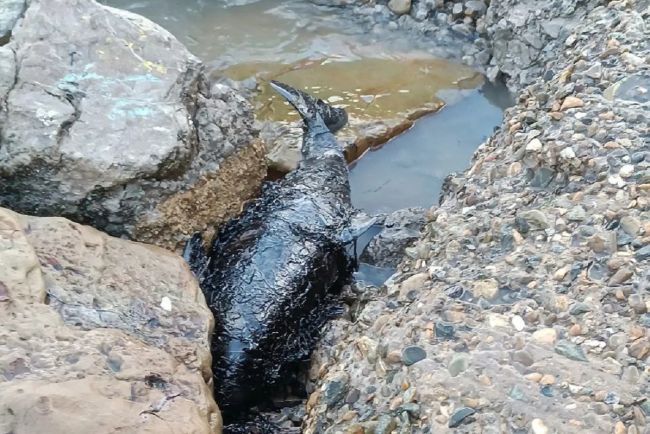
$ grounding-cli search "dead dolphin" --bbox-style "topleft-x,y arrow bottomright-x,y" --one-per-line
183,81 -> 373,421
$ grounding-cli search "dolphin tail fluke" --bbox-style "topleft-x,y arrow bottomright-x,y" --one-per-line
269,80 -> 348,133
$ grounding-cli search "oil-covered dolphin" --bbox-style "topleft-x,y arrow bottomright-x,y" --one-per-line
183,81 -> 373,422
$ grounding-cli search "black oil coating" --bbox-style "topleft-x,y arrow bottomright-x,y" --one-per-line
187,84 -> 354,423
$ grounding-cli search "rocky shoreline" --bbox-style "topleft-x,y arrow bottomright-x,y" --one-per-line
303,0 -> 650,433
0,0 -> 648,433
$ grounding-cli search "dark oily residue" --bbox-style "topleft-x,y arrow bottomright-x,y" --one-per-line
184,83 -> 355,423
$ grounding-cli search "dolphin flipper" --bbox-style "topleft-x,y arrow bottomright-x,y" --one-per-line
340,213 -> 378,244
182,232 -> 208,279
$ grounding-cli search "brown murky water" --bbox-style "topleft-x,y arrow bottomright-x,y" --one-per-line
225,58 -> 483,122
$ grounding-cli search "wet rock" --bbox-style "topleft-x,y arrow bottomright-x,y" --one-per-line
0,0 -> 265,251
518,210 -> 549,229
635,245 -> 650,261
609,268 -> 633,286
569,303 -> 591,315
375,414 -> 397,434
628,294 -> 647,314
567,206 -> 586,222
464,1 -> 486,17
629,339 -> 649,360
401,346 -> 426,366
448,407 -> 475,428
325,375 -> 349,408
435,321 -> 455,339
361,207 -> 427,267
472,278 -> 499,300
531,418 -> 549,434
0,207 -> 220,432
561,96 -> 584,110
0,0 -> 25,40
554,340 -> 587,362
532,328 -> 557,345
448,353 -> 470,376
388,0 -> 411,15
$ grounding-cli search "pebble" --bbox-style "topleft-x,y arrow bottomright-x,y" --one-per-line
555,340 -> 588,361
531,418 -> 549,434
561,96 -> 584,110
401,346 -> 426,366
387,0 -> 411,15
635,245 -> 650,261
539,374 -> 556,385
472,278 -> 499,300
608,268 -> 633,285
526,138 -> 543,152
532,328 -> 557,345
512,315 -> 525,331
628,294 -> 647,314
448,352 -> 470,377
448,407 -> 475,428
567,206 -> 586,221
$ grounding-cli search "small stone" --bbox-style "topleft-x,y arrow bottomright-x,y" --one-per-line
569,302 -> 591,315
324,378 -> 348,408
539,374 -> 556,385
533,328 -> 558,345
448,353 -> 470,377
464,0 -> 486,16
435,321 -> 455,340
622,366 -> 639,384
513,349 -> 535,366
620,216 -> 640,235
555,340 -> 587,361
615,422 -> 626,434
588,234 -> 607,253
402,346 -> 426,366
512,315 -> 525,331
472,278 -> 499,300
525,372 -> 543,382
567,206 -> 586,222
561,96 -> 584,110
448,407 -> 475,428
345,389 -> 360,405
375,414 -> 397,434
560,147 -> 576,159
584,63 -> 602,79
518,210 -> 549,229
554,266 -> 570,281
628,294 -> 647,314
510,384 -> 527,401
609,268 -> 633,285
629,339 -> 649,360
635,245 -> 650,261
526,138 -> 543,152
531,418 -> 549,434
604,392 -> 620,405
619,164 -> 635,178
387,0 -> 411,15
569,324 -> 583,336
160,296 -> 172,312
386,350 -> 402,364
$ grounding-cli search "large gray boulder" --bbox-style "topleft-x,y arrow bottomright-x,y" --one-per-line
0,0 -> 266,251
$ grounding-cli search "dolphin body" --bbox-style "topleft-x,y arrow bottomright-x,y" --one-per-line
183,81 -> 371,423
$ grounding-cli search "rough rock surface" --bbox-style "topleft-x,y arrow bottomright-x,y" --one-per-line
361,207 -> 428,268
0,0 -> 26,41
308,0 -> 610,92
0,206 -> 221,433
304,1 -> 650,432
0,0 -> 266,251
